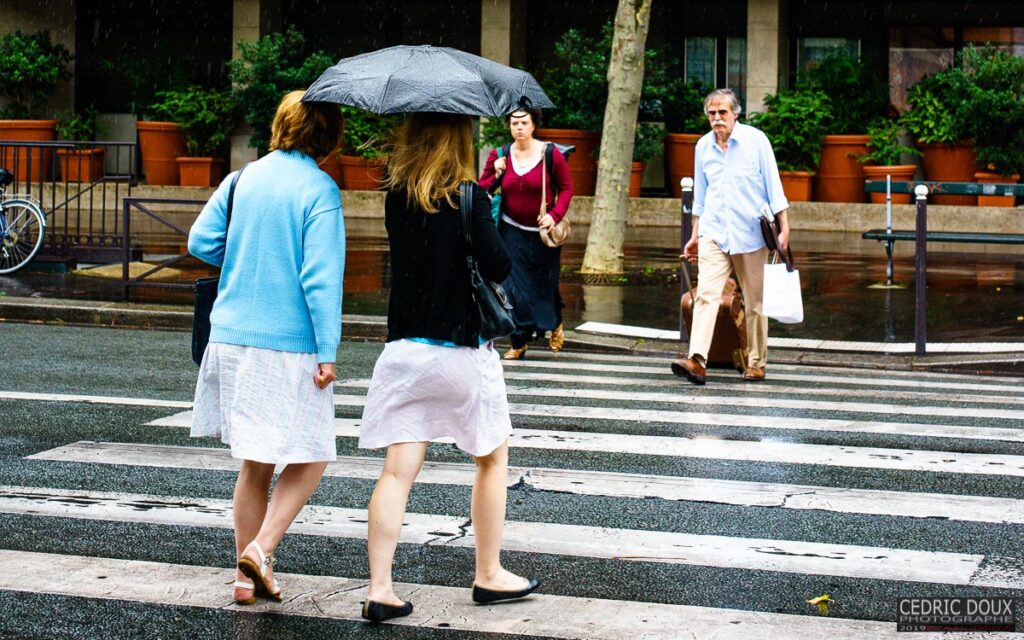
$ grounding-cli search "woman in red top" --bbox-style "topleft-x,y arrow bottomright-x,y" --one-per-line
478,107 -> 574,359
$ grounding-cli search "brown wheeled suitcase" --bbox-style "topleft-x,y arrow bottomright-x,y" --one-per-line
680,262 -> 748,370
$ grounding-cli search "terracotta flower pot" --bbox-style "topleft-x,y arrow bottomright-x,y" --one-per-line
535,128 -> 600,196
57,147 -> 106,183
137,121 -> 186,185
974,172 -> 1020,207
318,151 -> 344,189
814,134 -> 870,203
862,164 -> 917,204
779,170 -> 814,202
628,161 -> 645,198
918,141 -> 977,206
0,119 -> 58,181
664,133 -> 702,198
339,155 -> 384,190
177,157 -> 225,187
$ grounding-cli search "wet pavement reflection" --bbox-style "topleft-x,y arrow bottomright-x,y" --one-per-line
2,227 -> 1021,344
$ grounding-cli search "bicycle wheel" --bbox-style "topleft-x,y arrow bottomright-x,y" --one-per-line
0,199 -> 46,275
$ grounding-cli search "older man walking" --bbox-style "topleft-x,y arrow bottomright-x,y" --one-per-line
672,88 -> 790,385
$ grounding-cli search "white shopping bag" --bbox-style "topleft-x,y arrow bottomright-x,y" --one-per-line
763,262 -> 804,323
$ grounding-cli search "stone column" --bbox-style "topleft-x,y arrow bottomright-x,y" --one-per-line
746,0 -> 787,114
230,0 -> 282,169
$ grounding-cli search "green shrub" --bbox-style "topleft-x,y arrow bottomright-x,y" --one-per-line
340,106 -> 399,159
858,117 -> 920,166
0,31 -> 72,119
228,27 -> 334,155
961,45 -> 1024,175
149,87 -> 236,157
798,49 -> 888,134
748,89 -> 832,172
57,108 -> 101,141
900,64 -> 971,144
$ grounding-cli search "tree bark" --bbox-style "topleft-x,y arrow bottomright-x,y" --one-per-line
580,0 -> 652,274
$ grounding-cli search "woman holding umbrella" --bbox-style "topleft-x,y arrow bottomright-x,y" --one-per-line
478,106 -> 574,360
357,112 -> 541,622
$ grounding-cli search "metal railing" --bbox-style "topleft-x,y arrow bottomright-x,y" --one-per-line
121,196 -> 206,302
0,140 -> 135,263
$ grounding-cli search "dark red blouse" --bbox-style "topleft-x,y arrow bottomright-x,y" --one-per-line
478,144 -> 574,227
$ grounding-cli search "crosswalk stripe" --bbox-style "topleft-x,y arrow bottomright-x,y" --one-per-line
152,411 -> 1024,477
3,485 -> 1019,588
32,441 -> 1024,525
496,372 -> 1024,407
333,393 -> 1024,445
502,360 -> 1024,394
338,379 -> 1024,421
0,549 -> 897,639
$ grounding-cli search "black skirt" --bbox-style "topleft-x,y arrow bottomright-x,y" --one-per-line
499,221 -> 562,344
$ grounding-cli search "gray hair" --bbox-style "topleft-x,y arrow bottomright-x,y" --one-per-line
703,88 -> 742,116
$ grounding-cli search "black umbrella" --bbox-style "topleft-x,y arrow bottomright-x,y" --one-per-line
302,45 -> 554,117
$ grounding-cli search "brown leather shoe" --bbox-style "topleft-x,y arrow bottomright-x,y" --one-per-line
670,356 -> 706,385
548,323 -> 565,352
743,366 -> 766,381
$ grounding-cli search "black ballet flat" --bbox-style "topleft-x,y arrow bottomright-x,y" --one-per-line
471,578 -> 541,604
362,599 -> 413,623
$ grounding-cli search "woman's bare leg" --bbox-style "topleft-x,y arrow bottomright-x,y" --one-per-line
472,440 -> 529,590
366,442 -> 429,605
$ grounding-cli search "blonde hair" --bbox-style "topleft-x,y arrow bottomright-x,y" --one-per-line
384,113 -> 475,213
269,90 -> 342,159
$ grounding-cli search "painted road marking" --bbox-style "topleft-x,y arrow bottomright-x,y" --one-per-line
502,360 -> 1024,394
152,410 -> 1024,477
336,378 -> 1024,421
32,441 -> 1024,526
1,485 -> 1018,588
0,549 -> 897,639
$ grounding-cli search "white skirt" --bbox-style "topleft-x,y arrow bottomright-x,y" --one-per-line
359,339 -> 513,457
191,343 -> 337,464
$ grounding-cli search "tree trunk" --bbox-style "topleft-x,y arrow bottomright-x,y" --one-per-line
580,0 -> 653,274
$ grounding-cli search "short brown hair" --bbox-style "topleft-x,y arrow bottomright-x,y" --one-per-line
507,107 -> 542,128
270,91 -> 342,158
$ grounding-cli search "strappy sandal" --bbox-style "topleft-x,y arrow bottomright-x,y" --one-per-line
237,541 -> 283,602
233,579 -> 257,605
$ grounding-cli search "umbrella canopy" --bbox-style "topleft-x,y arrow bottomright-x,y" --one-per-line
303,45 -> 554,117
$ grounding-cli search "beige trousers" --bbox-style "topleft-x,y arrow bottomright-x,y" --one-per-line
688,236 -> 768,368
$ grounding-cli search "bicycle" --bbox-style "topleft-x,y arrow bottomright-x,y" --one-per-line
0,167 -> 46,274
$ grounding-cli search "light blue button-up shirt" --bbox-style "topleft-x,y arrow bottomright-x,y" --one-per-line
693,122 -> 789,255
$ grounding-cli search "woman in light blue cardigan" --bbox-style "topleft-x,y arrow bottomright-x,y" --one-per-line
188,90 -> 344,605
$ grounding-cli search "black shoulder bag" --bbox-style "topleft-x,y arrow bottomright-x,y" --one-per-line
459,182 -> 515,341
191,164 -> 247,365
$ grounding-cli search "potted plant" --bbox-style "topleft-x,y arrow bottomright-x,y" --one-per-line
899,63 -> 975,205
0,30 -> 72,180
748,89 -> 832,202
537,27 -> 610,196
662,77 -> 710,198
960,46 -> 1024,206
56,108 -> 105,183
228,26 -> 334,156
798,50 -> 889,202
858,117 -> 921,204
149,87 -> 236,186
630,123 -> 664,197
335,106 -> 399,190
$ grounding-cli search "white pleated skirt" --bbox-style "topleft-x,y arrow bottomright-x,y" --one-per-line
190,343 -> 337,464
359,339 -> 513,457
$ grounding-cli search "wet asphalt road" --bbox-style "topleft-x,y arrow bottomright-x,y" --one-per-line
0,323 -> 1022,639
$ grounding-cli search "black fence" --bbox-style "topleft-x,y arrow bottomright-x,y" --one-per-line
0,140 -> 135,263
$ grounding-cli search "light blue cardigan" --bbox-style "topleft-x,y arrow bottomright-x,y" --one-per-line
188,150 -> 345,363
